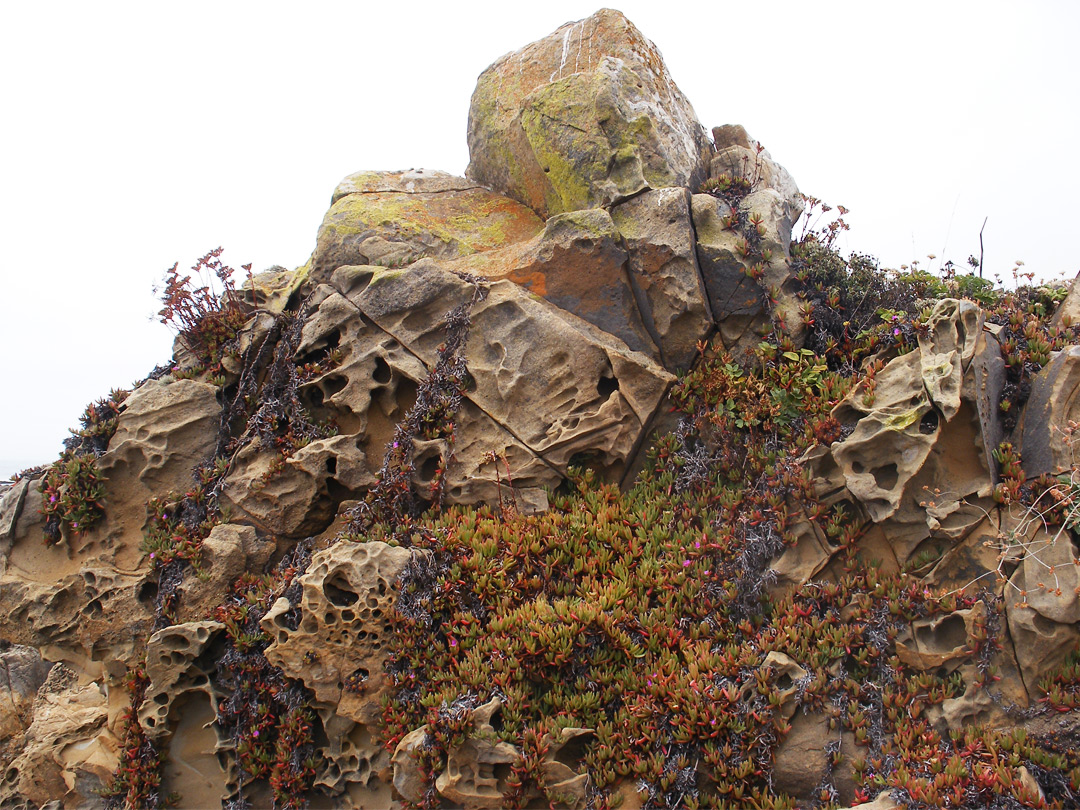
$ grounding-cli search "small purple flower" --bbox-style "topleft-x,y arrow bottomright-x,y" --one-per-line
449,637 -> 457,647
694,540 -> 701,549
893,328 -> 901,336
253,730 -> 259,738
49,494 -> 57,503
683,560 -> 691,567
149,552 -> 155,559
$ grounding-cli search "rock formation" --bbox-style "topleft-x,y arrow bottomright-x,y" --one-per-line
2,8 -> 1079,810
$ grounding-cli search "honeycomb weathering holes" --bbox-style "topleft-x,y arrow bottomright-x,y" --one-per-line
323,574 -> 360,607
372,357 -> 392,384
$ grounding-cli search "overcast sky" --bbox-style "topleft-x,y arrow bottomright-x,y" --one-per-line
2,1 -> 1077,476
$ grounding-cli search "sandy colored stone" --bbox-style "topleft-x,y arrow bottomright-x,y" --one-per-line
895,602 -> 984,673
139,620 -> 224,740
393,698 -> 589,810
1020,344 -> 1080,477
275,284 -> 561,510
331,262 -> 673,480
93,377 -> 221,569
160,689 -> 227,809
263,541 -> 412,725
709,124 -> 803,222
445,208 -> 658,359
1006,530 -> 1080,694
828,300 -> 992,552
175,523 -> 272,623
835,793 -> 901,810
1,664 -> 116,809
311,169 -> 543,282
466,9 -> 711,218
772,711 -> 859,805
0,645 -> 51,742
762,651 -> 807,720
611,187 -> 714,370
244,264 -> 310,314
0,566 -> 149,671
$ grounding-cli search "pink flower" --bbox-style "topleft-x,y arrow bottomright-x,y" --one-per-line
449,637 -> 457,647
683,560 -> 691,567
695,541 -> 701,549
893,328 -> 901,336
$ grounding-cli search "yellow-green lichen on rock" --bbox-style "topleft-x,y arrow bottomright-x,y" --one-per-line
465,8 -> 712,219
310,171 -> 543,282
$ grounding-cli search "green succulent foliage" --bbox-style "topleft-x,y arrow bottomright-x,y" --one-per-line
40,388 -> 129,543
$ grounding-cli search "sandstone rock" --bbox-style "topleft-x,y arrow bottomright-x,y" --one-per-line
610,187 -> 713,370
966,322 -> 1006,478
466,9 -> 711,218
896,602 -> 984,673
283,283 -> 561,510
1006,530 -> 1080,694
445,208 -> 658,359
825,300 -> 993,567
331,262 -> 673,481
709,124 -> 803,222
393,698 -> 590,810
770,444 -> 857,590
1,664 -> 115,809
0,566 -> 148,671
311,170 -> 543,282
160,689 -> 227,809
835,792 -> 901,810
772,711 -> 858,805
1051,271 -> 1080,329
391,725 -> 430,805
262,541 -> 416,799
762,651 -> 807,720
0,479 -> 28,546
175,524 -> 271,623
245,264 -> 309,314
139,620 -> 224,740
436,699 -> 519,809
690,188 -> 804,358
0,645 -> 52,742
263,541 -> 411,726
220,435 -> 371,539
93,378 -> 221,568
219,310 -> 278,384
0,479 -> 29,578
924,512 -> 1028,595
1020,344 -> 1080,477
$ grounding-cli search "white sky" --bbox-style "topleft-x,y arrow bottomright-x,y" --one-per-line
2,1 -> 1077,475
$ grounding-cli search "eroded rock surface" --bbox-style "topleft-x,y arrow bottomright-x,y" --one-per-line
466,8 -> 712,218
311,169 -> 544,282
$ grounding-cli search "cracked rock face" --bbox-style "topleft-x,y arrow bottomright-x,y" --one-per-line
465,8 -> 712,219
311,169 -> 544,283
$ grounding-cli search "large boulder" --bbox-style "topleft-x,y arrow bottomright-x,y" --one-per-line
330,262 -> 673,482
466,9 -> 712,218
310,169 -> 543,282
